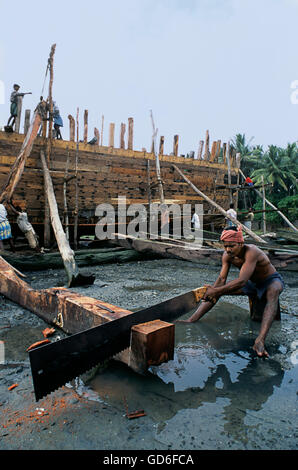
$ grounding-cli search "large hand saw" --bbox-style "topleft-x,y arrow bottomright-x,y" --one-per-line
29,286 -> 207,401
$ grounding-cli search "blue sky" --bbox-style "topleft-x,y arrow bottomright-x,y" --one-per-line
1,0 -> 298,155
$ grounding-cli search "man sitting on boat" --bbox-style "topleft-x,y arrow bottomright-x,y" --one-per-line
179,226 -> 285,358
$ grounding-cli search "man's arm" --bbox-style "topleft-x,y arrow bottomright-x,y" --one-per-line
207,248 -> 258,298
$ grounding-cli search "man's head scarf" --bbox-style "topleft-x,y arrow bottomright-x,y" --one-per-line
220,226 -> 244,243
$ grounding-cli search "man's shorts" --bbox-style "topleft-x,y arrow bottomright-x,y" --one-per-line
242,272 -> 285,299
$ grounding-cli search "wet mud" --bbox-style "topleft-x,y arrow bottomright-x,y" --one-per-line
0,258 -> 297,450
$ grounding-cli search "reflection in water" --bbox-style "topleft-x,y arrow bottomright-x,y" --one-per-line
87,302 -> 286,442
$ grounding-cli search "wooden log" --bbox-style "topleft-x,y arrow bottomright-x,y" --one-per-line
172,164 -> 267,243
197,140 -> 204,160
215,140 -> 221,162
40,150 -> 94,287
226,141 -> 232,204
74,108 -> 79,250
150,111 -> 165,204
159,136 -> 164,155
128,320 -> 175,373
128,117 -> 134,150
68,114 -> 75,141
100,115 -> 104,145
84,110 -> 88,143
210,141 -> 217,162
94,127 -> 100,146
0,248 -> 157,271
204,130 -> 209,160
109,122 -> 115,148
239,169 -> 298,233
173,135 -> 179,156
15,95 -> 23,133
0,256 -> 174,374
24,109 -> 31,135
120,123 -> 126,149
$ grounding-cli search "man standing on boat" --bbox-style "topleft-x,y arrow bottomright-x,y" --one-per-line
7,84 -> 32,130
179,226 -> 285,358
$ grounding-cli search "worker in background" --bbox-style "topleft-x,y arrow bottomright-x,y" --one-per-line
7,84 -> 32,130
243,207 -> 254,231
8,203 -> 40,252
0,202 -> 15,252
53,101 -> 63,139
244,176 -> 254,187
226,203 -> 237,228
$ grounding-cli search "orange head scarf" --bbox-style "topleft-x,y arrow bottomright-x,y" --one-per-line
220,226 -> 244,243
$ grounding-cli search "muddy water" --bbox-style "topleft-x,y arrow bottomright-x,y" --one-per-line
0,258 -> 297,450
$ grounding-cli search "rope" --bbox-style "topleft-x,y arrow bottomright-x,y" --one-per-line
40,61 -> 50,97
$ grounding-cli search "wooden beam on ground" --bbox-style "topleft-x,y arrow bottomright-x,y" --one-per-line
0,256 -> 174,374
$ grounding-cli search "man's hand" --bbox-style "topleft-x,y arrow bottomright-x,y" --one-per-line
203,285 -> 218,304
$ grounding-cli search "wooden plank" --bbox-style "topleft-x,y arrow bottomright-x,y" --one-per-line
0,256 -> 174,374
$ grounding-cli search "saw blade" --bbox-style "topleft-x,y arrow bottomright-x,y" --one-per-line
29,287 -> 207,401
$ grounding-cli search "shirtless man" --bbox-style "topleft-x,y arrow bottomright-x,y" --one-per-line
180,226 -> 285,358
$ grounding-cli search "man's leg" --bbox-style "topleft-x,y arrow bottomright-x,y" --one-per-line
253,281 -> 283,358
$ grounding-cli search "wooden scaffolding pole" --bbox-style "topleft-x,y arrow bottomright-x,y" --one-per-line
172,164 -> 266,243
150,110 -> 165,204
40,150 -> 94,287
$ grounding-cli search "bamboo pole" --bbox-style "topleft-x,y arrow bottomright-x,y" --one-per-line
238,169 -> 298,232
172,164 -> 267,243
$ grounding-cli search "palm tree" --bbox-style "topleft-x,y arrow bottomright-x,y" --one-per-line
251,145 -> 298,195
